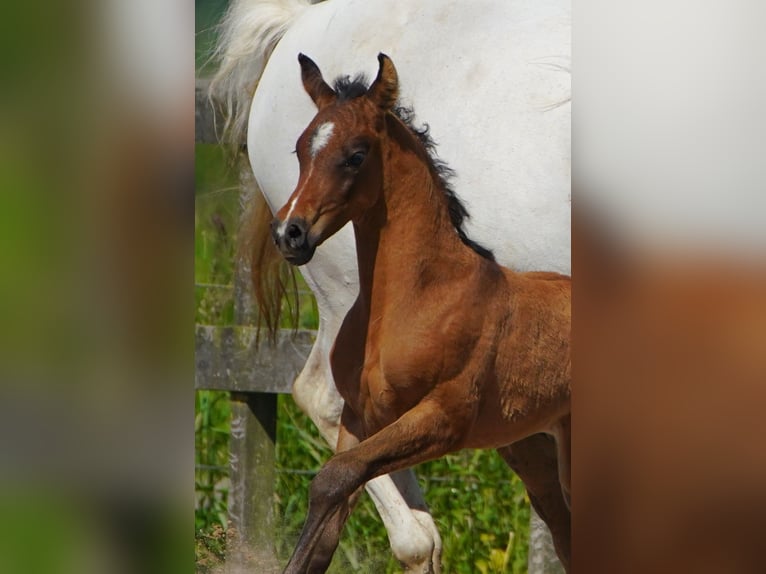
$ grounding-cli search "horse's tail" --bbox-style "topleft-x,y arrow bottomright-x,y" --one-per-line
208,0 -> 314,149
209,0 -> 313,338
236,165 -> 299,340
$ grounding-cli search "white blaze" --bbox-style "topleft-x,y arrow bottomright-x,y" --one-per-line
278,163 -> 314,236
279,122 -> 333,236
310,122 -> 335,157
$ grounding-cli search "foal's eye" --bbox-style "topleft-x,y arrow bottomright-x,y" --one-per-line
345,151 -> 366,168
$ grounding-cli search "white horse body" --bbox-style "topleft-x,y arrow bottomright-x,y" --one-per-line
250,0 -> 570,275
217,0 -> 569,570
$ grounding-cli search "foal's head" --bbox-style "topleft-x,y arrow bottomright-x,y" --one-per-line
271,53 -> 399,265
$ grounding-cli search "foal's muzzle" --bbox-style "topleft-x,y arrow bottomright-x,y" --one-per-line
271,217 -> 316,266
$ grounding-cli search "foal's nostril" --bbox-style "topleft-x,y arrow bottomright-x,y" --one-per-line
273,218 -> 313,264
287,223 -> 303,240
284,221 -> 308,250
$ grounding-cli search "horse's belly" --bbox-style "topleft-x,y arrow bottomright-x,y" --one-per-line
462,401 -> 569,450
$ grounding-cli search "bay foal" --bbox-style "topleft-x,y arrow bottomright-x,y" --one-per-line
272,54 -> 571,574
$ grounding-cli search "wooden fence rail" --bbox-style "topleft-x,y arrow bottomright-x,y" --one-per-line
195,78 -> 563,574
195,326 -> 314,394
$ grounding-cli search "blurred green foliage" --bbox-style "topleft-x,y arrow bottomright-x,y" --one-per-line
195,0 -> 230,74
0,494 -> 86,574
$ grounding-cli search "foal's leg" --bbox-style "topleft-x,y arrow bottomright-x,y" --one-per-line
303,408 -> 366,573
299,408 -> 442,573
291,345 -> 441,572
497,434 -> 571,571
283,400 -> 467,574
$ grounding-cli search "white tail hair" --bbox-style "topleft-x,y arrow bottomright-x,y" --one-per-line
208,0 -> 316,147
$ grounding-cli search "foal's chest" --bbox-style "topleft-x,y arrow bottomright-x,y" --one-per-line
330,310 -> 437,432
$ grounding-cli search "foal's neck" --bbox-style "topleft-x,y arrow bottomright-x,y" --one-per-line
352,113 -> 481,305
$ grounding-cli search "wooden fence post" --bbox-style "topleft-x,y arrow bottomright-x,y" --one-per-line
196,77 -> 311,571
226,160 -> 280,572
226,392 -> 279,572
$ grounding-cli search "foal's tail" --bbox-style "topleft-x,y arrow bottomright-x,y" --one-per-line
208,0 -> 315,149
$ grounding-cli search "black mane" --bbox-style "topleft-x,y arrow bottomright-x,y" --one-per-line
332,74 -> 495,262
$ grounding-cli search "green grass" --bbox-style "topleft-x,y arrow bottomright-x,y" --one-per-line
194,141 -> 531,572
195,144 -> 238,327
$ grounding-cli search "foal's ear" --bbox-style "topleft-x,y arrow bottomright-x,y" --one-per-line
298,53 -> 336,110
367,53 -> 399,110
